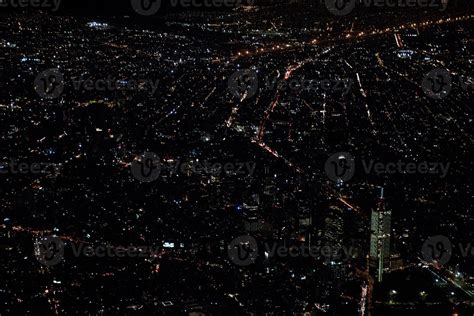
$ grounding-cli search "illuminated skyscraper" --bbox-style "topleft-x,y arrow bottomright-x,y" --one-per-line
369,187 -> 391,282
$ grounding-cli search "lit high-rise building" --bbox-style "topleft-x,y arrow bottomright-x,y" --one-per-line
369,187 -> 391,282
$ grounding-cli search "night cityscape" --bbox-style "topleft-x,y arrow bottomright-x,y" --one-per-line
0,0 -> 473,315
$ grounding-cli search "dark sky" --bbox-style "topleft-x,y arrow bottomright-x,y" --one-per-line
0,0 -> 470,16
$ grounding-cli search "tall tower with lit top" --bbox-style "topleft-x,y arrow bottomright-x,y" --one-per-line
369,187 -> 391,282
